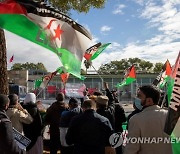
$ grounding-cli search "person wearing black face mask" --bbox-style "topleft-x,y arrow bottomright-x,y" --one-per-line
0,94 -> 25,154
124,85 -> 173,154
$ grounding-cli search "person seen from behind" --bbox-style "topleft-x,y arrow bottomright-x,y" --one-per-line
23,93 -> 43,154
6,94 -> 33,134
45,92 -> 68,154
66,99 -> 114,154
59,97 -> 82,154
0,94 -> 25,154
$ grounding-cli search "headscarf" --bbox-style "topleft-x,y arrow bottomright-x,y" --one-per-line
24,93 -> 36,104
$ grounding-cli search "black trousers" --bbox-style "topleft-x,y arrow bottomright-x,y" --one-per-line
50,137 -> 60,154
60,146 -> 74,154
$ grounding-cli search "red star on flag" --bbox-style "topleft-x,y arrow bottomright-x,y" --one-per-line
53,24 -> 63,40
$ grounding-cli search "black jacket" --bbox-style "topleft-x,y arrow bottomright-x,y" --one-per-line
105,88 -> 126,132
0,109 -> 25,154
23,102 -> 43,150
66,109 -> 113,154
96,89 -> 116,129
45,101 -> 67,138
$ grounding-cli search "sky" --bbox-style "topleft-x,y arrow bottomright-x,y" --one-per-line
5,0 -> 180,72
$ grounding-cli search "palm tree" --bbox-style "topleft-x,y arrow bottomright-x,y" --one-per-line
0,28 -> 8,94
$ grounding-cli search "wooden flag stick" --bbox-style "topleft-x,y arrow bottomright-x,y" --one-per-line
91,65 -> 103,82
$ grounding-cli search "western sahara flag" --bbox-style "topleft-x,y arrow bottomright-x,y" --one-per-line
41,70 -> 57,88
164,51 -> 180,154
0,0 -> 92,79
116,65 -> 136,88
152,60 -> 172,88
84,43 -> 111,61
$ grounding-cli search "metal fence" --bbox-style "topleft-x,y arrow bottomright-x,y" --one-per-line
28,74 -> 156,102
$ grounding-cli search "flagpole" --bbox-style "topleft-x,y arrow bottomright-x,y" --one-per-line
36,70 -> 58,98
91,65 -> 104,90
36,73 -> 55,98
36,88 -> 44,98
91,65 -> 103,82
160,83 -> 169,108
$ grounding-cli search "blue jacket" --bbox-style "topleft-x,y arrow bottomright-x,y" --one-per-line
60,106 -> 82,127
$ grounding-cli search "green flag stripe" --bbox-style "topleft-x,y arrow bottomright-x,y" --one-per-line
34,79 -> 43,88
116,77 -> 136,87
57,48 -> 85,80
0,14 -> 56,53
90,43 -> 111,60
0,14 -> 84,79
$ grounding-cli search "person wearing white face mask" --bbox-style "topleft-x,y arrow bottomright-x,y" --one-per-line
124,85 -> 172,154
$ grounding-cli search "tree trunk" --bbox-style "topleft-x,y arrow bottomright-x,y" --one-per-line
0,28 -> 8,95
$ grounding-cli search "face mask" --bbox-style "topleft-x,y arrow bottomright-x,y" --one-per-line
134,97 -> 143,110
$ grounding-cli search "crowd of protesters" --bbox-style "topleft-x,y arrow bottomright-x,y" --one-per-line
0,82 -> 173,154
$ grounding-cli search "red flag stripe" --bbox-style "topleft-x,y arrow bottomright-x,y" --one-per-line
165,60 -> 172,76
0,0 -> 26,14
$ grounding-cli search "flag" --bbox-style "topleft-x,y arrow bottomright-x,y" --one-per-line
164,51 -> 180,154
84,43 -> 111,61
40,71 -> 57,88
91,43 -> 111,60
9,55 -> 14,63
84,42 -> 102,60
0,0 -> 92,79
116,65 -> 136,88
152,60 -> 172,88
57,66 -> 70,85
34,78 -> 43,89
60,73 -> 69,85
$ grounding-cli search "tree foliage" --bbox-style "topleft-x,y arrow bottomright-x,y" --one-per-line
153,62 -> 164,73
11,62 -> 47,72
42,0 -> 106,14
98,58 -> 163,74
